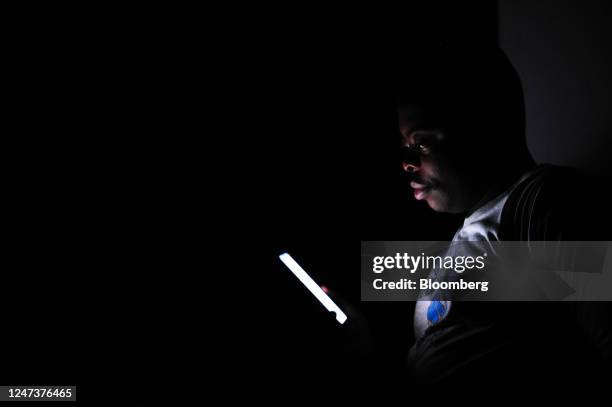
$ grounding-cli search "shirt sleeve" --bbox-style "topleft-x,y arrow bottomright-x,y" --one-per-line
503,165 -> 612,364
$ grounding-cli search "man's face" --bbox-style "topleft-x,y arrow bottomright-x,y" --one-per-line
397,106 -> 484,214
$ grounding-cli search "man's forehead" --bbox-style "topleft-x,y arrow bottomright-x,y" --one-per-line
398,106 -> 442,132
398,106 -> 422,121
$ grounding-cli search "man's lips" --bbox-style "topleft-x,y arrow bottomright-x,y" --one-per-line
410,181 -> 432,200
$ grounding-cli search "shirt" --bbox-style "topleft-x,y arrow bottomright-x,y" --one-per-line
413,167 -> 540,339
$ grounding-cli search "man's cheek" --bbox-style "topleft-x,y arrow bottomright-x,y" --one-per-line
425,153 -> 453,178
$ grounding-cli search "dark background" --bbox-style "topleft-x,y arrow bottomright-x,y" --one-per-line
6,1 -> 612,403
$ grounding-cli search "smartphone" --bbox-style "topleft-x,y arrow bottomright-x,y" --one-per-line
278,252 -> 348,325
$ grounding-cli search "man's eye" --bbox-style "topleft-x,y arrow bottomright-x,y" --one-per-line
414,143 -> 431,154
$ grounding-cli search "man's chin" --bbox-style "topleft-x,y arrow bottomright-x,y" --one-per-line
427,198 -> 464,214
426,199 -> 447,212
424,193 -> 455,213
413,188 -> 458,213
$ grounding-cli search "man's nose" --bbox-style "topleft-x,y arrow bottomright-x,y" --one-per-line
402,160 -> 421,173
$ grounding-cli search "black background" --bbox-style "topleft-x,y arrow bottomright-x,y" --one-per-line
6,2 -> 612,404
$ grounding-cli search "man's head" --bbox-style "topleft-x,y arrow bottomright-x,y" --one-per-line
394,44 -> 532,213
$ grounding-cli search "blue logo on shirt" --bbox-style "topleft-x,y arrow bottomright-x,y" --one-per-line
427,300 -> 448,324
